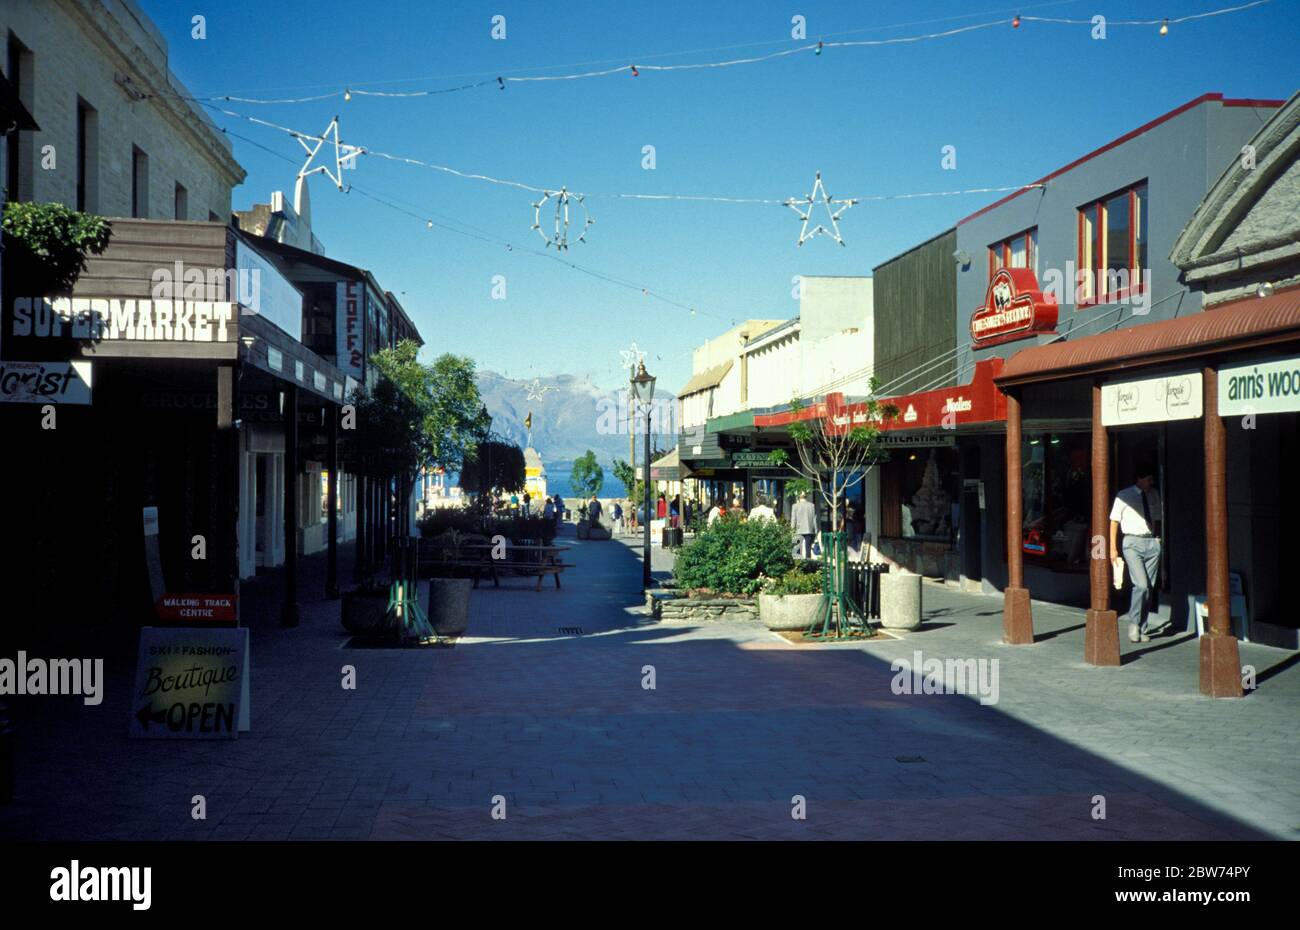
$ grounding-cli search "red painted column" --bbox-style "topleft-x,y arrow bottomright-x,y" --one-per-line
1201,366 -> 1243,697
1084,380 -> 1120,665
1003,388 -> 1034,644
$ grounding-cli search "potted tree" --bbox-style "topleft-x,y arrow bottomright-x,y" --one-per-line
758,564 -> 825,631
344,342 -> 489,643
570,450 -> 605,540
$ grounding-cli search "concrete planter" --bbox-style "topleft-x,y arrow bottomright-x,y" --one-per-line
427,578 -> 473,636
879,571 -> 922,631
576,520 -> 591,540
758,592 -> 824,631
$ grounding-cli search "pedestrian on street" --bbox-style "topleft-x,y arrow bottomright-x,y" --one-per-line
613,500 -> 624,534
1109,462 -> 1163,643
656,494 -> 667,520
553,493 -> 565,527
588,494 -> 603,526
791,491 -> 818,558
523,490 -> 531,517
748,493 -> 776,522
543,497 -> 555,522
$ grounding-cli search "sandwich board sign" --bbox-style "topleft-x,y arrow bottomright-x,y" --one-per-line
128,627 -> 250,738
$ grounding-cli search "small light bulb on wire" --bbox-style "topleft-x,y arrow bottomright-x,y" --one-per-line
1159,19 -> 1169,36
630,65 -> 639,77
816,40 -> 824,55
343,88 -> 352,102
426,220 -> 433,230
1012,14 -> 1020,28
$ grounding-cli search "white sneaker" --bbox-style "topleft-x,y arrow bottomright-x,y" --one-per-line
1128,624 -> 1149,643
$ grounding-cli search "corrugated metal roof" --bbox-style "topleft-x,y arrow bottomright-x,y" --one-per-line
996,289 -> 1300,386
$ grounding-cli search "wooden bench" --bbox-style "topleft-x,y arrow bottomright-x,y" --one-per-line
420,553 -> 573,591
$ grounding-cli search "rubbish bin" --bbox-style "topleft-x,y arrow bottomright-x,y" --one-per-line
879,570 -> 922,631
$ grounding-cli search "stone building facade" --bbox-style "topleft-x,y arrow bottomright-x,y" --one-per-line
1,0 -> 244,218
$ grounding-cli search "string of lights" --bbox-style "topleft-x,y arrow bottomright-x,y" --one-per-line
218,127 -> 734,326
149,1 -> 1269,106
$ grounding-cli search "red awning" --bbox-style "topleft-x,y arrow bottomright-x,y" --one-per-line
996,288 -> 1300,387
753,358 -> 1007,432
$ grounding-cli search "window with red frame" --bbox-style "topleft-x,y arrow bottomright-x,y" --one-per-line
988,228 -> 1038,280
1077,181 -> 1147,306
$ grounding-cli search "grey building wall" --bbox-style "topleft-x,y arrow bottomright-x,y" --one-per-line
954,96 -> 1278,376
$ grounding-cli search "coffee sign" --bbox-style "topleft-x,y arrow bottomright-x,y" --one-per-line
970,268 -> 1058,347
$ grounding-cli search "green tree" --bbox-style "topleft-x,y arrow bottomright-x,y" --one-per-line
348,341 -> 489,563
611,457 -> 643,505
570,449 -> 604,498
769,378 -> 898,532
459,436 -> 525,496
3,201 -> 112,298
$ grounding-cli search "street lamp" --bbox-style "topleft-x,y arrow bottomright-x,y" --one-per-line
630,360 -> 656,590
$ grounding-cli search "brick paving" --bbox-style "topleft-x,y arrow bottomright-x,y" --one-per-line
1,524 -> 1297,841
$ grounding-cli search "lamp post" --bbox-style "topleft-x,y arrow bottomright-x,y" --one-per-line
631,360 -> 656,590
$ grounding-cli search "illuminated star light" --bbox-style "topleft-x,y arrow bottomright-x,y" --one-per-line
525,379 -> 551,402
619,342 -> 646,374
297,117 -> 363,192
785,171 -> 857,247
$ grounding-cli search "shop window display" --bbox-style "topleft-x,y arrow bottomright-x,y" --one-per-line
899,448 -> 958,542
1021,432 -> 1090,568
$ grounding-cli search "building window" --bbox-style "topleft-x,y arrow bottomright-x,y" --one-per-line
131,146 -> 149,218
174,182 -> 188,220
1020,432 -> 1091,569
76,99 -> 99,212
988,228 -> 1038,280
1077,181 -> 1147,306
6,33 -> 33,202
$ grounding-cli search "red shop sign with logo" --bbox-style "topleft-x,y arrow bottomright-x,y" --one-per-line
970,267 -> 1058,347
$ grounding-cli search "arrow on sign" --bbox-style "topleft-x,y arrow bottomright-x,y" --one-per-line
135,704 -> 167,730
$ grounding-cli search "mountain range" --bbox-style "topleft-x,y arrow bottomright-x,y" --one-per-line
475,371 -> 677,482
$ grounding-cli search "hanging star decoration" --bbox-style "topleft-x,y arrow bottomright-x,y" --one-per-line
784,171 -> 857,246
619,342 -> 646,374
296,117 -> 363,192
531,187 -> 593,250
525,378 -> 551,403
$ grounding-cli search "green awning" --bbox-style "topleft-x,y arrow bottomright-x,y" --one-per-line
705,410 -> 756,434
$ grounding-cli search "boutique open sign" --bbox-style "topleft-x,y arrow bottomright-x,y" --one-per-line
128,627 -> 249,739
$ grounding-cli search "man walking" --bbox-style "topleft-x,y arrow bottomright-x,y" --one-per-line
1109,463 -> 1163,643
791,491 -> 818,559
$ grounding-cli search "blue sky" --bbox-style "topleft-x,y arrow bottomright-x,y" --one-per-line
142,0 -> 1298,393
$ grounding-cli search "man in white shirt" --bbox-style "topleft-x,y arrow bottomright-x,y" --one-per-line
748,493 -> 776,522
1109,463 -> 1163,643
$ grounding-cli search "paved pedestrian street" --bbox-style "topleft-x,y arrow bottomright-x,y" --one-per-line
2,526 -> 1297,842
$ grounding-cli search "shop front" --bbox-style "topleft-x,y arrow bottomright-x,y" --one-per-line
995,292 -> 1300,692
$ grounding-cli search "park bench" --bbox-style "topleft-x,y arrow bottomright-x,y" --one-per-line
419,542 -> 572,591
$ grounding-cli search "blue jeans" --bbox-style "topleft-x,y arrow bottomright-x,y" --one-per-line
1122,536 -> 1161,633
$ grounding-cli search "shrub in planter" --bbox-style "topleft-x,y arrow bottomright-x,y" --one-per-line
758,564 -> 826,630
673,514 -> 794,595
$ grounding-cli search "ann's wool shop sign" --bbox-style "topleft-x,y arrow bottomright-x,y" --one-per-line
1218,354 -> 1300,416
128,627 -> 250,739
10,298 -> 235,342
0,360 -> 92,404
969,268 -> 1058,347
